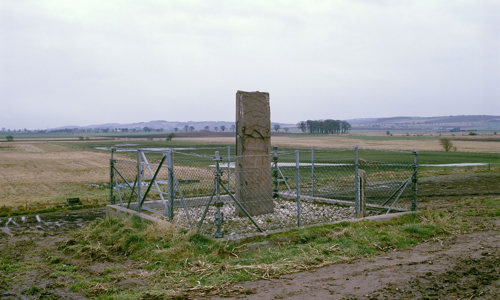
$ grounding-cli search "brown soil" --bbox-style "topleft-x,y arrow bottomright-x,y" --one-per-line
0,209 -> 107,299
0,208 -> 105,236
209,226 -> 499,300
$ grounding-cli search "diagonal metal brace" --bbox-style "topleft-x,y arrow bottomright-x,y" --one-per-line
139,155 -> 166,209
197,184 -> 218,230
220,184 -> 262,232
382,176 -> 412,206
127,176 -> 138,209
113,167 -> 136,191
385,177 -> 411,214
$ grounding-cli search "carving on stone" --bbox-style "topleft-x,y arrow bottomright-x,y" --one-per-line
235,91 -> 274,216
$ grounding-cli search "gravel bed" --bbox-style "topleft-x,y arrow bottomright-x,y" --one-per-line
169,198 -> 357,238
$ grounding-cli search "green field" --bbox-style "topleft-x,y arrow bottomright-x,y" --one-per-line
1,136 -> 499,216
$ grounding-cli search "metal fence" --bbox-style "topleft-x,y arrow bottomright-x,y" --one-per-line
109,146 -> 418,238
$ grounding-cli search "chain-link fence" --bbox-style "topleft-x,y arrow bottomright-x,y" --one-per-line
110,146 -> 418,239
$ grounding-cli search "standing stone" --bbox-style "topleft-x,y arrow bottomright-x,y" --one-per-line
235,91 -> 274,216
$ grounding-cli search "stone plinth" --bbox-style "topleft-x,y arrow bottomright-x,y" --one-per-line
235,91 -> 274,216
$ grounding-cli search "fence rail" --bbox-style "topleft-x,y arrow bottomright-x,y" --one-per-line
110,146 -> 418,238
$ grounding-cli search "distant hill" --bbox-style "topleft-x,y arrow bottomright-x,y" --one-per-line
49,120 -> 295,133
47,115 -> 500,133
348,115 -> 500,131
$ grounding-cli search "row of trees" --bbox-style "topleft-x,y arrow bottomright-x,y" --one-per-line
201,125 -> 236,132
297,119 -> 351,134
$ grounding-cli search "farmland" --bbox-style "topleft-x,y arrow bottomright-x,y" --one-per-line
1,134 -> 499,214
0,141 -> 110,211
185,134 -> 500,153
0,133 -> 499,298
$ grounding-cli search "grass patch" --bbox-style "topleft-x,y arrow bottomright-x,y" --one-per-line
58,210 -> 462,297
457,197 -> 500,218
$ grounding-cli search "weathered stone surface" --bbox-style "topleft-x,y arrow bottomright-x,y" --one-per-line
235,91 -> 274,216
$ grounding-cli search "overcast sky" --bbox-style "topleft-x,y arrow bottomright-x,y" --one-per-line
1,0 -> 499,130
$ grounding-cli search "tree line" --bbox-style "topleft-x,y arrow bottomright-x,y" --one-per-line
297,119 -> 351,134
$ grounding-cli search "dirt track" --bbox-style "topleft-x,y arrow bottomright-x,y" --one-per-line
211,225 -> 499,299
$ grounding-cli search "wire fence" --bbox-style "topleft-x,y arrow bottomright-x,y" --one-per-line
110,146 -> 418,238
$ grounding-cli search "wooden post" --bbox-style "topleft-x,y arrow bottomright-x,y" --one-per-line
356,169 -> 367,218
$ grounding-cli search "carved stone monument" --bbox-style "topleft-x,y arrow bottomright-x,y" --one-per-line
235,91 -> 274,216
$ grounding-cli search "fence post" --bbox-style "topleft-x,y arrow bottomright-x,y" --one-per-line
296,150 -> 301,227
273,146 -> 279,198
137,150 -> 143,213
227,145 -> 231,192
412,150 -> 418,211
354,146 -> 360,217
167,150 -> 175,220
311,147 -> 315,197
213,151 -> 224,238
110,147 -> 116,204
356,169 -> 367,218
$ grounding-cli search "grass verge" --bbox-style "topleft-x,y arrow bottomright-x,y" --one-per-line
2,192 -> 497,299
56,207 -> 485,298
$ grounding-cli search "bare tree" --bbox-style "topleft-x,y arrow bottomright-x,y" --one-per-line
439,138 -> 456,152
298,121 -> 307,133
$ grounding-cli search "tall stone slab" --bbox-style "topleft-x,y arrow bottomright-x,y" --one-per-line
235,91 -> 274,216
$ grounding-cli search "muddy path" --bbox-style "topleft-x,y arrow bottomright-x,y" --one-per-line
0,208 -> 105,236
210,222 -> 499,299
